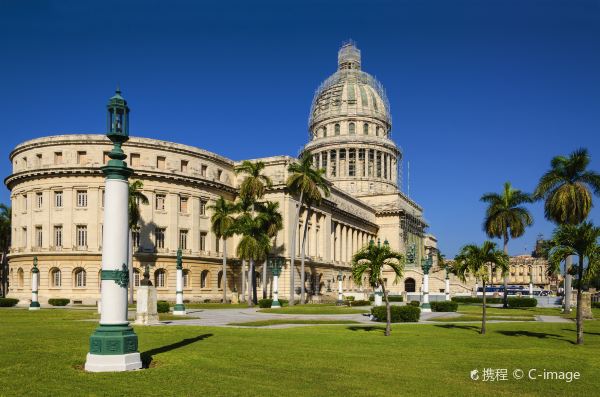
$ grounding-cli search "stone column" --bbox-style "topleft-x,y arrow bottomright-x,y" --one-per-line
29,256 -> 40,310
327,150 -> 331,177
337,272 -> 343,305
336,149 -> 340,178
173,249 -> 186,315
85,103 -> 142,371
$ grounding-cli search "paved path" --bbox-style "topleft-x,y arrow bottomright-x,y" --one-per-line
535,315 -> 572,323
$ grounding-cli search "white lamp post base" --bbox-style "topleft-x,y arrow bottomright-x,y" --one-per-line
421,307 -> 432,313
29,306 -> 41,311
173,310 -> 187,316
85,352 -> 142,372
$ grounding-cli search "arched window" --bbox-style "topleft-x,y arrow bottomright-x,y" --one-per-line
74,268 -> 86,287
17,268 -> 24,288
334,124 -> 340,135
217,271 -> 223,289
363,123 -> 369,135
348,122 -> 355,135
375,126 -> 380,136
133,268 -> 141,287
342,275 -> 347,291
201,270 -> 210,288
404,278 -> 416,293
322,126 -> 327,137
50,268 -> 61,288
183,269 -> 190,288
154,269 -> 166,288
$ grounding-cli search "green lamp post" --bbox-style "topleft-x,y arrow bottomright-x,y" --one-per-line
29,256 -> 40,310
420,251 -> 433,312
85,88 -> 142,372
268,256 -> 284,308
173,249 -> 186,315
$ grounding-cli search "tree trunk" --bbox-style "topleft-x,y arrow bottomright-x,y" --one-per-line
381,281 -> 392,336
252,259 -> 258,304
289,191 -> 304,306
222,239 -> 227,304
128,230 -> 134,305
247,259 -> 254,307
300,207 -> 311,304
241,260 -> 246,302
576,255 -> 584,345
564,256 -> 573,314
502,236 -> 509,309
262,260 -> 267,299
481,280 -> 487,335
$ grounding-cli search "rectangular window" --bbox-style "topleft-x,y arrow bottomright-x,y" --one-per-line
348,149 -> 356,177
36,153 -> 42,167
132,229 -> 140,248
22,157 -> 27,168
76,225 -> 87,247
54,225 -> 63,247
199,200 -> 206,215
35,226 -> 42,247
101,190 -> 105,207
54,152 -> 63,165
36,192 -> 43,209
179,229 -> 188,250
200,165 -> 207,177
22,194 -> 27,212
155,194 -> 166,210
180,160 -> 188,172
130,153 -> 140,167
22,227 -> 27,247
157,156 -> 166,170
179,196 -> 188,213
155,228 -> 166,249
76,190 -> 87,207
199,231 -> 207,251
77,151 -> 87,165
134,270 -> 140,287
217,169 -> 223,180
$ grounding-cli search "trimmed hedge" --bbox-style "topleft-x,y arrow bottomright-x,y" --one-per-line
451,296 -> 503,304
0,298 -> 19,307
388,295 -> 403,302
348,300 -> 371,307
157,301 -> 170,313
258,299 -> 272,308
48,298 -> 70,306
507,297 -> 537,308
371,305 -> 421,323
430,301 -> 459,312
592,302 -> 600,309
344,296 -> 355,301
408,300 -> 421,307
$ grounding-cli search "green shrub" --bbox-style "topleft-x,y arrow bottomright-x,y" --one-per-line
258,298 -> 273,308
592,302 -> 600,309
368,295 -> 374,301
430,301 -> 458,312
344,296 -> 355,301
408,300 -> 421,307
507,297 -> 537,308
451,296 -> 503,304
371,305 -> 421,323
0,298 -> 19,307
48,298 -> 70,306
157,301 -> 170,313
387,295 -> 403,302
349,300 -> 370,306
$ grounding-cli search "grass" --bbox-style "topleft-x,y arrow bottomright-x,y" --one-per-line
228,319 -> 360,327
434,315 -> 536,322
456,304 -> 562,317
2,308 -> 600,396
258,304 -> 368,315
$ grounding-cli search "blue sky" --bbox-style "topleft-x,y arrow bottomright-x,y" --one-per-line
1,0 -> 599,256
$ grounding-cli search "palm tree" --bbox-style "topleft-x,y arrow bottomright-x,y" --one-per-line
481,182 -> 533,308
234,161 -> 272,305
351,240 -> 404,336
0,204 -> 11,297
534,148 -> 600,313
287,152 -> 330,304
454,241 -> 509,335
256,201 -> 283,298
128,180 -> 149,304
546,222 -> 600,345
208,197 -> 237,303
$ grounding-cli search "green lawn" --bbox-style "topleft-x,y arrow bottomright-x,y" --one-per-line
1,308 -> 600,396
434,315 -> 536,322
258,304 -> 369,315
228,319 -> 360,327
456,304 -> 563,317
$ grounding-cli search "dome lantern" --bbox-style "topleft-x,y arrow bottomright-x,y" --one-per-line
338,41 -> 361,70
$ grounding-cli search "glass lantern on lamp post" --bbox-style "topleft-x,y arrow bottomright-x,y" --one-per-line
268,256 -> 284,308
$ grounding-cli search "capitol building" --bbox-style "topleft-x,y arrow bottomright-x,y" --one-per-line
4,43 -> 552,305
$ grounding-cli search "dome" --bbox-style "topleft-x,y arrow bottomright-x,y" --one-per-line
308,42 -> 391,129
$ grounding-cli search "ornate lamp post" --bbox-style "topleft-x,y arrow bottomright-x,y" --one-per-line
173,249 -> 186,315
445,266 -> 451,302
420,250 -> 433,313
336,270 -> 343,305
29,256 -> 40,310
85,88 -> 142,372
268,256 -> 284,308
